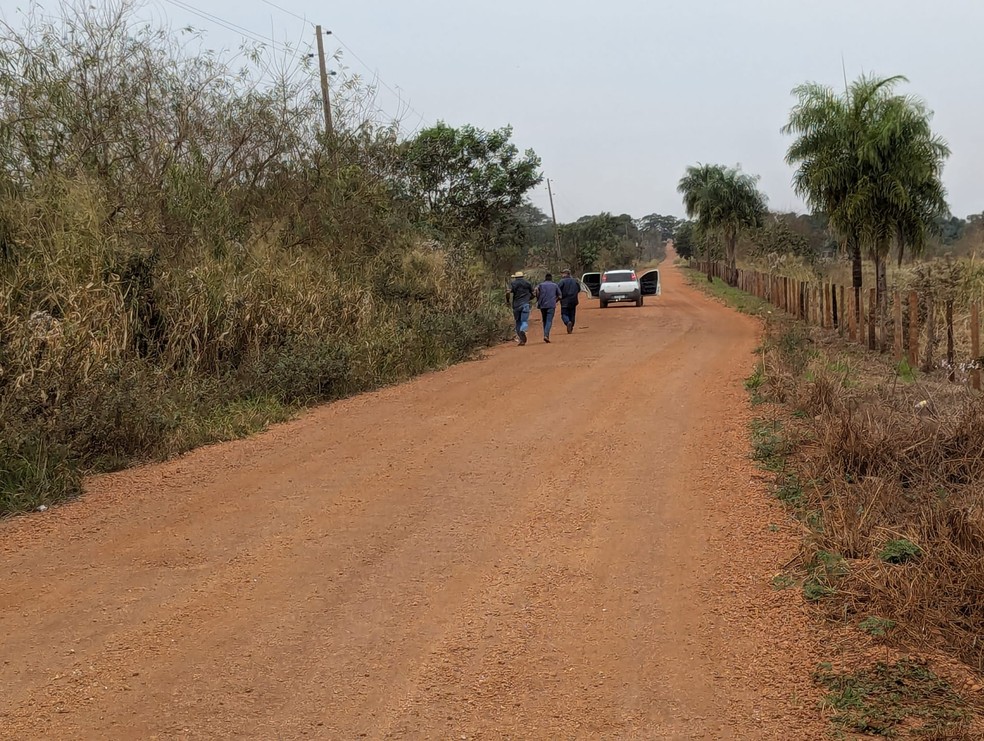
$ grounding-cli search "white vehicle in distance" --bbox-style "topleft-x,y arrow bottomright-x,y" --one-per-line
599,269 -> 643,308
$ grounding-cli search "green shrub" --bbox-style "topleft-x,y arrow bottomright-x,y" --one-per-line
803,550 -> 847,601
750,419 -> 788,472
879,538 -> 922,564
858,616 -> 897,637
255,339 -> 355,406
815,660 -> 968,737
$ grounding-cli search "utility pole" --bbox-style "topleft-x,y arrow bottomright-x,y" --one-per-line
315,25 -> 334,139
547,178 -> 561,264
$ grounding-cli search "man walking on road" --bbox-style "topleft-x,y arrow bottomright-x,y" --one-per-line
557,268 -> 580,334
508,271 -> 534,346
535,272 -> 562,343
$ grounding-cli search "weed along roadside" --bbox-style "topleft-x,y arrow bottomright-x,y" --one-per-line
687,266 -> 984,739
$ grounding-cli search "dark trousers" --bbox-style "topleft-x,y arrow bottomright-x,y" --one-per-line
561,304 -> 577,327
540,306 -> 556,337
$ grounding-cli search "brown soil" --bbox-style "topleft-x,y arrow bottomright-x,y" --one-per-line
0,260 -> 828,739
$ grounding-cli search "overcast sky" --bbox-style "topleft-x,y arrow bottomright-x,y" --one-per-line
9,0 -> 983,222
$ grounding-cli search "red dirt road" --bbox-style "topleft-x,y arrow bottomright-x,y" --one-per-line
0,262 -> 826,739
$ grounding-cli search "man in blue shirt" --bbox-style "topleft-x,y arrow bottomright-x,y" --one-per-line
535,273 -> 562,343
508,271 -> 534,345
557,268 -> 580,334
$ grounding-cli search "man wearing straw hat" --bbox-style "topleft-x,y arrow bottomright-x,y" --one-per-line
507,270 -> 534,346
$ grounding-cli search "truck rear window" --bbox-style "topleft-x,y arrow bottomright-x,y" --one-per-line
605,271 -> 634,282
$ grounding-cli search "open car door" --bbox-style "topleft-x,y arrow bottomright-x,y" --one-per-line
639,268 -> 661,296
581,272 -> 601,297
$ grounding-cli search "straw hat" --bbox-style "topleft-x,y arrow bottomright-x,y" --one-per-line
511,271 -> 525,278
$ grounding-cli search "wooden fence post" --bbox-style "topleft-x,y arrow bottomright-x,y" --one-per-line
838,285 -> 845,334
857,291 -> 865,344
867,289 -> 877,350
893,291 -> 904,361
908,291 -> 919,368
922,297 -> 936,373
971,303 -> 981,391
946,300 -> 955,382
848,290 -> 857,340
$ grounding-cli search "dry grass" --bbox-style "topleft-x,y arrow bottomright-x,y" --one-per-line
754,320 -> 984,679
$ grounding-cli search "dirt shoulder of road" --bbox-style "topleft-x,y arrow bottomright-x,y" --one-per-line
687,350 -> 829,735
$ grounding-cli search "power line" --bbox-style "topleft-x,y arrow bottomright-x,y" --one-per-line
556,191 -> 591,222
254,1 -> 430,132
330,32 -> 428,127
161,0 -> 430,133
160,0 -> 299,55
259,0 -> 311,25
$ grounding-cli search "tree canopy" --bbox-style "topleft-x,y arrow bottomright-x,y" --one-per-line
783,74 -> 950,308
403,123 -> 542,254
677,164 -> 767,285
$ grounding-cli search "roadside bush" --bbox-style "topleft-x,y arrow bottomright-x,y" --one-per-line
0,435 -> 81,513
759,321 -> 984,672
254,340 -> 355,406
0,5 -> 513,513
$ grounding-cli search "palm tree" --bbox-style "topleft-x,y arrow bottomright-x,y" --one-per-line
862,93 -> 949,305
784,74 -> 949,331
677,164 -> 768,287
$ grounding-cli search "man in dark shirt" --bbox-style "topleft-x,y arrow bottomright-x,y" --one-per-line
535,272 -> 563,343
508,271 -> 534,345
557,268 -> 581,334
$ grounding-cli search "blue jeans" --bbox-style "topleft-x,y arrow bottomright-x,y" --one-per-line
561,304 -> 577,328
513,303 -> 530,336
540,306 -> 556,338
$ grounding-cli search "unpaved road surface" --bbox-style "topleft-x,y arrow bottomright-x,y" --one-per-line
1,262 -> 827,739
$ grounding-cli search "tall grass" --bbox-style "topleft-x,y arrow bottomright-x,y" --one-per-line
0,4 -> 510,513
